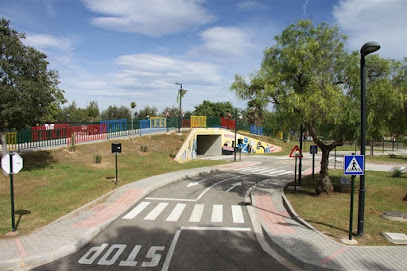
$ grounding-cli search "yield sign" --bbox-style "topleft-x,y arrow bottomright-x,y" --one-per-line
289,145 -> 303,158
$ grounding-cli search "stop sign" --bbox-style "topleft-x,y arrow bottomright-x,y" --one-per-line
1,153 -> 23,174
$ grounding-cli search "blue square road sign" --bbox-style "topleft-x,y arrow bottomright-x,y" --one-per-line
344,155 -> 364,175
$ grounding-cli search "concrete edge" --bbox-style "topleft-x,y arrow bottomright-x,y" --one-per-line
249,182 -> 343,271
2,162 -> 251,271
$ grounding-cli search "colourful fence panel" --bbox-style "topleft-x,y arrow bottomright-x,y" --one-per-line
5,132 -> 18,151
31,124 -> 69,141
150,117 -> 166,128
221,118 -> 235,130
182,118 -> 190,128
207,116 -> 221,127
67,124 -> 107,145
250,125 -> 263,135
191,116 -> 206,128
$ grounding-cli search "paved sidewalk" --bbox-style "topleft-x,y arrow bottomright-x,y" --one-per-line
250,171 -> 407,271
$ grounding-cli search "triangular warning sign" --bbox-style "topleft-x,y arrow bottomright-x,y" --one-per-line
289,145 -> 303,158
345,157 -> 362,173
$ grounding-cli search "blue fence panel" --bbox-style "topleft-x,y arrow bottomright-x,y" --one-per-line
250,125 -> 264,135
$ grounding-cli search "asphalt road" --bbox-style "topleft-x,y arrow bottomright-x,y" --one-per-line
34,158 -> 309,270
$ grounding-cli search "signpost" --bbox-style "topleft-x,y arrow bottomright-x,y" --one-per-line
111,143 -> 122,185
344,155 -> 364,240
2,152 -> 24,232
309,145 -> 318,182
289,145 -> 303,191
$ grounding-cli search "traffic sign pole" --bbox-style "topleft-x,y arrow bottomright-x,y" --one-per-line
9,153 -> 16,232
349,175 -> 355,240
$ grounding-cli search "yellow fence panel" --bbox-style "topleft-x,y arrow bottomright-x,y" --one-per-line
150,117 -> 166,128
6,132 -> 18,151
191,116 -> 206,128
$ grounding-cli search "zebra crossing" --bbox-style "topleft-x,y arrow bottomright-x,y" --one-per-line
233,166 -> 292,177
123,202 -> 246,224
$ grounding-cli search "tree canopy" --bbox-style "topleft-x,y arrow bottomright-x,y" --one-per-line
0,18 -> 65,131
193,100 -> 236,117
230,19 -> 405,194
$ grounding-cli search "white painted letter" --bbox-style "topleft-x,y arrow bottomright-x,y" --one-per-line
98,244 -> 126,265
119,245 -> 142,267
142,246 -> 165,267
78,243 -> 108,265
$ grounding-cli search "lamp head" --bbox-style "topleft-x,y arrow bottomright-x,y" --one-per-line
361,41 -> 380,57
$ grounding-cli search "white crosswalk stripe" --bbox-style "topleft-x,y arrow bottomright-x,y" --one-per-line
189,204 -> 204,222
144,202 -> 168,220
233,166 -> 292,177
232,205 -> 244,223
211,205 -> 223,223
123,202 -> 246,224
166,203 -> 186,222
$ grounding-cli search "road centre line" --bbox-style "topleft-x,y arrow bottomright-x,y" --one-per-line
161,227 -> 251,271
146,176 -> 239,202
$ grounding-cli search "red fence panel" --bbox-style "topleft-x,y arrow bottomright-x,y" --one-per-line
221,118 -> 235,130
67,124 -> 107,145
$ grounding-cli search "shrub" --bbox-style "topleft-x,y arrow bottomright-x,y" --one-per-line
94,155 -> 102,164
140,145 -> 148,152
391,168 -> 403,178
169,152 -> 176,158
69,134 -> 76,152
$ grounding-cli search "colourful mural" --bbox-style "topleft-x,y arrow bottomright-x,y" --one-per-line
174,128 -> 281,163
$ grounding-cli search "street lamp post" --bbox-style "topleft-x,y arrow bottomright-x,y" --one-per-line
357,41 -> 380,237
175,82 -> 183,133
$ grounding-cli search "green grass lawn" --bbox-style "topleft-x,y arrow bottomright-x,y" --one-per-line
0,133 -> 226,236
285,170 -> 407,246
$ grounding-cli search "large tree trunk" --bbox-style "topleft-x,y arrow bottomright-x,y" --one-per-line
316,147 -> 334,194
306,123 -> 345,195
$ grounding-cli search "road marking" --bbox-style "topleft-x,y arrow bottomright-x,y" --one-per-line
181,226 -> 251,231
161,227 -> 251,271
187,178 -> 207,187
144,203 -> 168,220
232,205 -> 245,223
146,176 -> 239,202
226,182 -> 242,192
123,202 -> 150,219
161,230 -> 181,271
166,203 -> 186,222
189,204 -> 204,222
212,205 -> 223,223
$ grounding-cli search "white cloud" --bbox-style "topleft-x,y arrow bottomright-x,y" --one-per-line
190,26 -> 253,58
237,1 -> 264,10
333,0 -> 407,59
82,0 -> 215,36
23,33 -> 73,52
114,53 -> 222,89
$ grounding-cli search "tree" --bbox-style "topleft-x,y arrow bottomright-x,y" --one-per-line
137,105 -> 158,119
101,105 -> 131,120
230,20 -> 353,194
86,101 -> 100,122
0,18 -> 65,151
0,19 -> 66,127
193,100 -> 235,117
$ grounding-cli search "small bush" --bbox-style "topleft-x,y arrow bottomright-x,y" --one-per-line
94,155 -> 102,164
391,168 -> 403,178
169,152 -> 176,158
140,145 -> 148,152
180,134 -> 185,142
69,134 -> 76,152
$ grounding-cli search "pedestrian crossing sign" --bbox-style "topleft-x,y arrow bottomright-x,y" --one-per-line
344,155 -> 364,175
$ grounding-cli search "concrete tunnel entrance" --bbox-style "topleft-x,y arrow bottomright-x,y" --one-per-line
196,135 -> 222,156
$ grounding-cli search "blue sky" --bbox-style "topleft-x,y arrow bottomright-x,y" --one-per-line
1,0 -> 406,113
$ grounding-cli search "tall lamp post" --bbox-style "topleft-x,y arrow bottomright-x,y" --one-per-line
175,82 -> 183,133
357,41 -> 380,237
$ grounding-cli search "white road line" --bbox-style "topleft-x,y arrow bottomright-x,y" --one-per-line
211,205 -> 223,223
274,171 -> 292,176
123,202 -> 150,220
181,226 -> 251,232
144,203 -> 168,220
145,197 -> 195,202
259,169 -> 279,174
189,204 -> 204,223
232,205 -> 245,223
166,203 -> 186,222
161,229 -> 181,271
